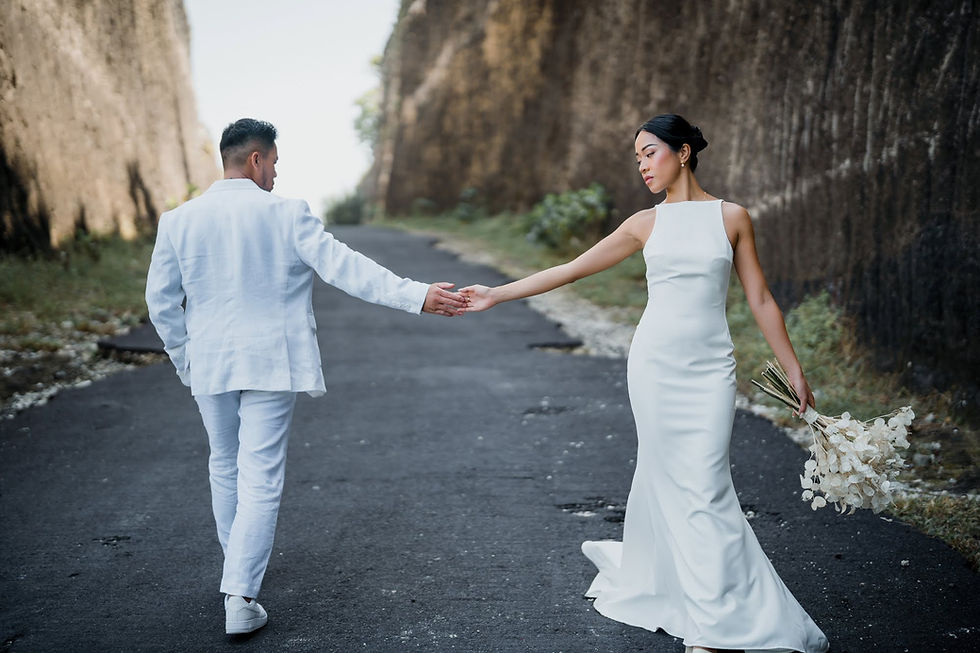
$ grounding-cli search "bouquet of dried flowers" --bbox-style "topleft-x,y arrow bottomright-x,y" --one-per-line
751,360 -> 914,514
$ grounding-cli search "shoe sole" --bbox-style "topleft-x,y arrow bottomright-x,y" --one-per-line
226,615 -> 268,635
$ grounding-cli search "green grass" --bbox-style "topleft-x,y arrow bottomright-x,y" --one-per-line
728,289 -> 917,421
0,235 -> 153,344
890,494 -> 980,571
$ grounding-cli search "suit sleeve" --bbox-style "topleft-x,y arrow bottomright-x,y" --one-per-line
145,214 -> 191,385
292,204 -> 429,314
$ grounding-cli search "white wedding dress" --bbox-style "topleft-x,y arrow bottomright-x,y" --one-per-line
582,199 -> 829,652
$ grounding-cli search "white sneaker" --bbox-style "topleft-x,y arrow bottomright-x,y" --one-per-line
224,595 -> 268,634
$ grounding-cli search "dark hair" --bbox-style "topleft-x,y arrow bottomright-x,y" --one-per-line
219,118 -> 277,167
635,114 -> 708,171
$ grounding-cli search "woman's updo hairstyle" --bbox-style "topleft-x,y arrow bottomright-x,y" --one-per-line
635,114 -> 708,171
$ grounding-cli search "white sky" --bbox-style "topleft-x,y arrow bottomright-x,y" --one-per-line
184,0 -> 400,214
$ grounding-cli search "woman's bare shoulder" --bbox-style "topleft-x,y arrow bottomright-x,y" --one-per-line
620,207 -> 657,241
623,206 -> 659,227
721,201 -> 753,229
720,200 -> 750,219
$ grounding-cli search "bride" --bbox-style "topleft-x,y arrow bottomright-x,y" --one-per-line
460,114 -> 830,652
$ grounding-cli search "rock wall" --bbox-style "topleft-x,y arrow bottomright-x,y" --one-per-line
365,0 -> 979,412
0,0 -> 217,251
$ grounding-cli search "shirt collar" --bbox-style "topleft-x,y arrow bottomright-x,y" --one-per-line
206,178 -> 262,192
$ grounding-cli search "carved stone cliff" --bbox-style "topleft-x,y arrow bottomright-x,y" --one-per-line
0,0 -> 217,251
365,0 -> 979,411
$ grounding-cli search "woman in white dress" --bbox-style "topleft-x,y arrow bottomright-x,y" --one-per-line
461,114 -> 830,653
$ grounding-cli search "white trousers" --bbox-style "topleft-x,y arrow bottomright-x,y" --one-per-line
194,390 -> 297,598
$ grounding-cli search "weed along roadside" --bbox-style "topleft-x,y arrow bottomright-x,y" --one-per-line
0,235 -> 166,418
373,186 -> 980,572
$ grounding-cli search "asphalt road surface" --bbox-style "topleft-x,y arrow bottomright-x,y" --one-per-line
2,226 -> 978,652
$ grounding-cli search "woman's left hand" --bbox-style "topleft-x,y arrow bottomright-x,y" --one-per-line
459,285 -> 496,312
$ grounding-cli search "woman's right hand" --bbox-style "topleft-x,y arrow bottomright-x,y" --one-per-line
787,367 -> 816,417
459,285 -> 496,312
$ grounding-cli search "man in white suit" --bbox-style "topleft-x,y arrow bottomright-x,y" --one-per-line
145,118 -> 466,635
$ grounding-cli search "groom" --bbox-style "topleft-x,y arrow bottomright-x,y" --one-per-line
145,118 -> 466,635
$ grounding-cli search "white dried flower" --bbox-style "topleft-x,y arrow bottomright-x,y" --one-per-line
800,405 -> 914,514
753,360 -> 915,515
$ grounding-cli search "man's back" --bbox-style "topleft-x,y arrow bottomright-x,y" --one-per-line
151,179 -> 321,395
163,179 -> 311,339
147,179 -> 428,396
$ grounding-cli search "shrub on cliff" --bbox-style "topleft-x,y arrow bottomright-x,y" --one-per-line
450,187 -> 485,223
524,183 -> 611,252
324,192 -> 366,225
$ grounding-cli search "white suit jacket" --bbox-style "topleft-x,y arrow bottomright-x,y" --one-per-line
145,178 -> 429,397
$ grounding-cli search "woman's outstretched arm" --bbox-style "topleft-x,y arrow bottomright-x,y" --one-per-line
460,210 -> 650,312
727,202 -> 815,415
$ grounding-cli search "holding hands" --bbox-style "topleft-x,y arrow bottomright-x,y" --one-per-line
422,282 -> 503,316
458,285 -> 496,312
422,282 -> 471,316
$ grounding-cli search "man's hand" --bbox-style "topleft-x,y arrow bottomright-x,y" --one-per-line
422,282 -> 468,317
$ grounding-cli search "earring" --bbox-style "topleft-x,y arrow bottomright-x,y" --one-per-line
681,162 -> 685,168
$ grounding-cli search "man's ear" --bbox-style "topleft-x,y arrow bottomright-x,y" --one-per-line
248,151 -> 260,168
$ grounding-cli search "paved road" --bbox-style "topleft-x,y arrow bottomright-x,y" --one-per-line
1,226 -> 978,652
